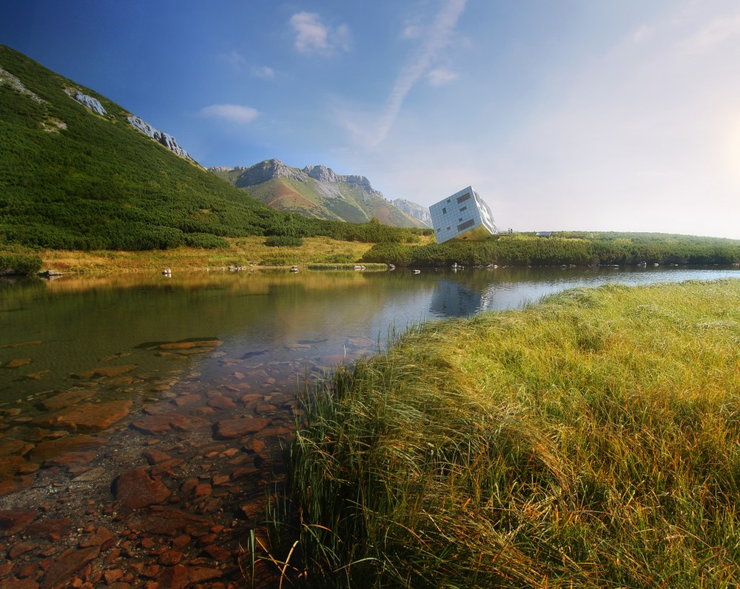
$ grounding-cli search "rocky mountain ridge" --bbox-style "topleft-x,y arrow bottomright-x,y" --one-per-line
210,160 -> 429,228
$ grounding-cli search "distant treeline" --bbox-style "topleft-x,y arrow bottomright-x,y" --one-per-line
0,46 -> 428,252
362,232 -> 740,267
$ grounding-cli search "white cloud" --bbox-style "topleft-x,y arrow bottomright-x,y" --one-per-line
427,67 -> 459,86
289,12 -> 351,55
345,0 -> 467,148
251,66 -> 275,79
199,104 -> 259,124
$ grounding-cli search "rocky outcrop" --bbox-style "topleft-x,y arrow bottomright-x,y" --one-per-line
210,159 -> 429,227
232,158 -> 305,186
393,198 -> 432,226
127,115 -> 192,160
66,89 -> 107,116
0,66 -> 46,103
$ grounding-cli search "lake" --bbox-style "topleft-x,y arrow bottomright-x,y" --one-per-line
0,265 -> 736,586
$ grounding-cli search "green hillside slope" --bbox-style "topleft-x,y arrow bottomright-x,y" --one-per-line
0,46 -> 425,251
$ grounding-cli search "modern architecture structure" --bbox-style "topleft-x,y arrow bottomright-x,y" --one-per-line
429,186 -> 496,244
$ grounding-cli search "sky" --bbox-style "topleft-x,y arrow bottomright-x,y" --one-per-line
2,0 -> 739,238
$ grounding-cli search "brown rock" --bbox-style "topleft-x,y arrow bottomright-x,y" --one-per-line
172,534 -> 190,549
103,569 -> 124,584
5,358 -> 31,369
0,455 -> 29,479
34,401 -> 133,432
72,365 -> 138,379
38,390 -> 96,412
0,439 -> 34,457
155,564 -> 190,589
206,395 -> 237,410
44,451 -> 97,468
0,509 -> 38,536
172,393 -> 202,407
41,545 -> 100,589
193,483 -> 212,498
79,526 -> 114,548
9,541 -> 35,558
0,475 -> 34,497
187,566 -> 222,584
4,579 -> 40,588
213,418 -> 270,440
0,340 -> 42,349
158,549 -> 183,566
28,435 -> 104,464
157,339 -> 222,350
25,518 -> 72,540
202,543 -> 231,562
113,468 -> 171,509
125,507 -> 213,537
142,449 -> 172,465
131,413 -> 206,435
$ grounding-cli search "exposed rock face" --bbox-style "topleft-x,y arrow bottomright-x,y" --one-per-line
209,159 -> 429,227
127,115 -> 192,160
66,89 -> 107,116
303,164 -> 339,183
232,158 -> 305,186
0,66 -> 46,103
393,198 -> 432,227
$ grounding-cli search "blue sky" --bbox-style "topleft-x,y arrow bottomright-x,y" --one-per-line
3,0 -> 740,238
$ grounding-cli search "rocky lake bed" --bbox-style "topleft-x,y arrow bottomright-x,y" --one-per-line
0,335 -> 368,588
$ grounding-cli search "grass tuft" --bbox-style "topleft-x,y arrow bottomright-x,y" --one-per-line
283,279 -> 740,587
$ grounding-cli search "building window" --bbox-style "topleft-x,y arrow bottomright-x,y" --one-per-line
457,219 -> 475,232
460,206 -> 467,212
446,226 -> 451,231
457,193 -> 471,204
442,207 -> 447,214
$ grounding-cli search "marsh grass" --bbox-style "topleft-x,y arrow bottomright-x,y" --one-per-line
285,280 -> 740,587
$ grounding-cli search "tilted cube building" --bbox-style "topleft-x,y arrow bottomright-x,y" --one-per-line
429,186 -> 496,244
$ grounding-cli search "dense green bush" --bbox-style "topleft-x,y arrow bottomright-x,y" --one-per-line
0,253 -> 42,275
362,233 -> 740,267
264,235 -> 304,247
183,232 -> 229,248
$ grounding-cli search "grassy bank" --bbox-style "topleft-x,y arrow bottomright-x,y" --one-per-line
362,232 -> 740,267
0,236 -> 387,274
285,279 -> 739,587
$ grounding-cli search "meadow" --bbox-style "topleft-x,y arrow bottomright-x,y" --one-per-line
282,279 -> 739,588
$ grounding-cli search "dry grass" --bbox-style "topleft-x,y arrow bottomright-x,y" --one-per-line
285,280 -> 740,588
7,236 -> 379,274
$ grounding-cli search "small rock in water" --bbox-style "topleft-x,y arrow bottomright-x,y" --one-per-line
4,358 -> 31,369
113,468 -> 172,509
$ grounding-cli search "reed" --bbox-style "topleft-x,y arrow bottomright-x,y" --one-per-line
284,279 -> 740,587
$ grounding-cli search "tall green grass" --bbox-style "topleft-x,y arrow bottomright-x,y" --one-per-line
284,279 -> 740,587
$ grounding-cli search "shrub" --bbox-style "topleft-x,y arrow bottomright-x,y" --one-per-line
0,253 -> 42,276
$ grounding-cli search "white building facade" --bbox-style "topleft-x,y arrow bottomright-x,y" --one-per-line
429,186 -> 496,244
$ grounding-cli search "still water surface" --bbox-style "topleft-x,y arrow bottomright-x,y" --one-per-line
1,266 -> 737,408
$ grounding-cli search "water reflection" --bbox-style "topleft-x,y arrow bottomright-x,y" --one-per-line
1,267 -> 737,407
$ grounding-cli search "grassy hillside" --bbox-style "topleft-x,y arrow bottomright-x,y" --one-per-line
284,280 -> 740,587
362,231 -> 740,267
0,46 -> 424,250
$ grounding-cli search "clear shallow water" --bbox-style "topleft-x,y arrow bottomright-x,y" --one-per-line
0,266 -> 737,407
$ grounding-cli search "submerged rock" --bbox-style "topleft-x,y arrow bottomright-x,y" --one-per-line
113,468 -> 171,509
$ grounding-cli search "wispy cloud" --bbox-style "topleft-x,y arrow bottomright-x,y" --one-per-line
220,50 -> 246,71
427,67 -> 459,86
290,12 -> 351,55
199,104 -> 259,124
251,66 -> 275,79
353,0 -> 467,147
